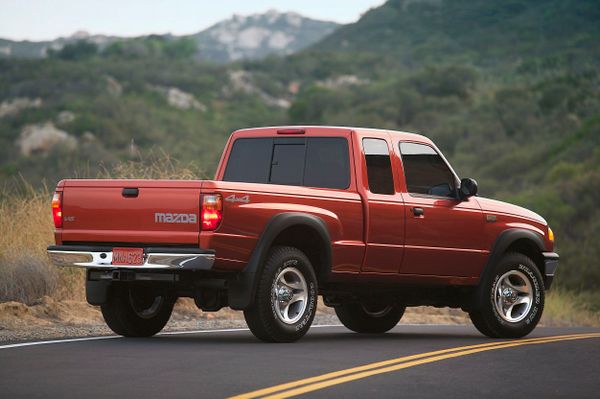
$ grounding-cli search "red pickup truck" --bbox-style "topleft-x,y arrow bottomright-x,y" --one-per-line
48,126 -> 558,342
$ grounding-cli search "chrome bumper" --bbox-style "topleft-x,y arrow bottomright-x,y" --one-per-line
47,245 -> 215,271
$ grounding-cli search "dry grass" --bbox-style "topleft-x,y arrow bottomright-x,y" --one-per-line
99,150 -> 206,180
0,184 -> 72,304
542,289 -> 600,327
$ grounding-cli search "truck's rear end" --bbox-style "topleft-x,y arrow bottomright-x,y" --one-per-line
48,179 -> 219,272
47,177 -> 235,337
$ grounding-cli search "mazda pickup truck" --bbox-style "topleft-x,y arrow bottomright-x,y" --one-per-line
47,126 -> 559,342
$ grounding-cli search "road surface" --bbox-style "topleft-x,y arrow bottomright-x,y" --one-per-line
1,325 -> 599,398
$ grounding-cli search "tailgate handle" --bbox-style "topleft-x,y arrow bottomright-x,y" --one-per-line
122,188 -> 139,198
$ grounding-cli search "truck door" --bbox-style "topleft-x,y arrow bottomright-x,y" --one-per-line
359,137 -> 406,274
397,141 -> 486,278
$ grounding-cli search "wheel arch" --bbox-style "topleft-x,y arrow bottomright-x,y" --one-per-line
483,228 -> 546,276
473,228 -> 546,309
228,212 -> 331,310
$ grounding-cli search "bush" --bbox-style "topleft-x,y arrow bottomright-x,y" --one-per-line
49,40 -> 98,61
0,255 -> 57,304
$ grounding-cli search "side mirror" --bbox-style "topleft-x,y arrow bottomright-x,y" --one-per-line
459,178 -> 478,200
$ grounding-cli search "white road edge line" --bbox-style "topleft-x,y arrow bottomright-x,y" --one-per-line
0,323 -> 465,350
0,324 -> 342,350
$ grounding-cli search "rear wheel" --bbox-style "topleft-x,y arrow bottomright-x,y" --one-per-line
469,253 -> 544,338
243,246 -> 318,343
100,284 -> 174,337
335,303 -> 405,333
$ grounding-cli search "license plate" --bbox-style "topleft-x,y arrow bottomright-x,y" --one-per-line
112,248 -> 144,266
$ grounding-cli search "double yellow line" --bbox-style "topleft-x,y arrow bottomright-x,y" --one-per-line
229,333 -> 600,399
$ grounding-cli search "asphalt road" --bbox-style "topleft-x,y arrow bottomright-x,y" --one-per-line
1,325 -> 599,398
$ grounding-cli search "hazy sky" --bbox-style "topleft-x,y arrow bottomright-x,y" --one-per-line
0,0 -> 386,41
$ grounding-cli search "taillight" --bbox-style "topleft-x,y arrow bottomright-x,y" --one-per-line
201,194 -> 222,231
52,192 -> 63,228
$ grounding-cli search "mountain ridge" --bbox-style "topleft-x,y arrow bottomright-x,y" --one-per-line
0,10 -> 339,62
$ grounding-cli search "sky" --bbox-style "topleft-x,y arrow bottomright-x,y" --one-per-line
0,0 -> 386,41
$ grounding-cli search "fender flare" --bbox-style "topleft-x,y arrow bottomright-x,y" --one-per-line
473,228 -> 545,308
228,212 -> 332,310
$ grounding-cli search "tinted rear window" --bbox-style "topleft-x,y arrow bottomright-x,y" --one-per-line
223,137 -> 350,189
223,138 -> 272,183
270,143 -> 305,185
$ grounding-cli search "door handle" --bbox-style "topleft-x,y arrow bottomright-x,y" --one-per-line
411,207 -> 424,216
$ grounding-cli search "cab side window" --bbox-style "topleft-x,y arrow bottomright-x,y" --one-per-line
400,142 -> 456,198
363,138 -> 395,195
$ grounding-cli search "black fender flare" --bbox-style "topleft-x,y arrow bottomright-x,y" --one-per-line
228,212 -> 331,310
472,228 -> 545,308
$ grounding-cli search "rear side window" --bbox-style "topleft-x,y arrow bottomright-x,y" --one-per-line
363,138 -> 394,195
304,138 -> 350,189
400,142 -> 456,198
223,137 -> 350,189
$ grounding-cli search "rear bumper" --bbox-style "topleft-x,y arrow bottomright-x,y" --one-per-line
47,245 -> 215,271
543,252 -> 559,290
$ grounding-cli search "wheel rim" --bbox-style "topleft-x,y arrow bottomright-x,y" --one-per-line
128,289 -> 164,319
272,267 -> 308,325
361,304 -> 393,318
493,269 -> 533,323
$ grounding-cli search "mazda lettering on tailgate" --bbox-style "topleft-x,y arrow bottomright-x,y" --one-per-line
154,213 -> 197,224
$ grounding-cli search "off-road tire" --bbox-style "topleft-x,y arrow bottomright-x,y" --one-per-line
335,303 -> 405,333
100,284 -> 174,337
243,246 -> 318,343
469,252 -> 544,338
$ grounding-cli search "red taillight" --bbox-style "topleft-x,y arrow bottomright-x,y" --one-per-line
201,194 -> 222,231
52,192 -> 63,228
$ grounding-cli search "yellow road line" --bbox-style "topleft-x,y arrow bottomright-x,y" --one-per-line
229,333 -> 600,399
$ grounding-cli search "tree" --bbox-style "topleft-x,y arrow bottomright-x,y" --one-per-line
49,40 -> 98,61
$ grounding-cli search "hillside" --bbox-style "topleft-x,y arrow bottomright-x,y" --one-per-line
0,0 -> 599,301
0,11 -> 338,63
314,0 -> 600,68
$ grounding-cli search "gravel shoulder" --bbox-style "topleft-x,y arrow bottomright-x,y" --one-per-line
0,297 -> 473,344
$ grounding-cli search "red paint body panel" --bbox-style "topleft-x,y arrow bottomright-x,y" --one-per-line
53,126 -> 553,286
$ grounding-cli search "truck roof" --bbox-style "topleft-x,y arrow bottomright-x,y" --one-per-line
232,125 -> 431,144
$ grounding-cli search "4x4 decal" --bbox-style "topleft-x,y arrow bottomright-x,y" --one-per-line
225,194 -> 250,204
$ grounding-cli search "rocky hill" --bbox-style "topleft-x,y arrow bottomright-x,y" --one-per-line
189,10 -> 338,62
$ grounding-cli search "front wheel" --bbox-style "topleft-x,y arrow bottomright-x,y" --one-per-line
469,252 -> 544,338
243,246 -> 318,343
335,303 -> 405,333
100,284 -> 174,337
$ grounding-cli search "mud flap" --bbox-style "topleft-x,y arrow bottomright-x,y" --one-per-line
86,280 -> 110,305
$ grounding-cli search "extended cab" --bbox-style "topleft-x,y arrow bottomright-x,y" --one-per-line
48,126 -> 559,342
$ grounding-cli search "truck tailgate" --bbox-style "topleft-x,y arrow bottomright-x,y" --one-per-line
60,179 -> 204,245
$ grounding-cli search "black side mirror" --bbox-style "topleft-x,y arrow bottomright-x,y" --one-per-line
459,178 -> 478,199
